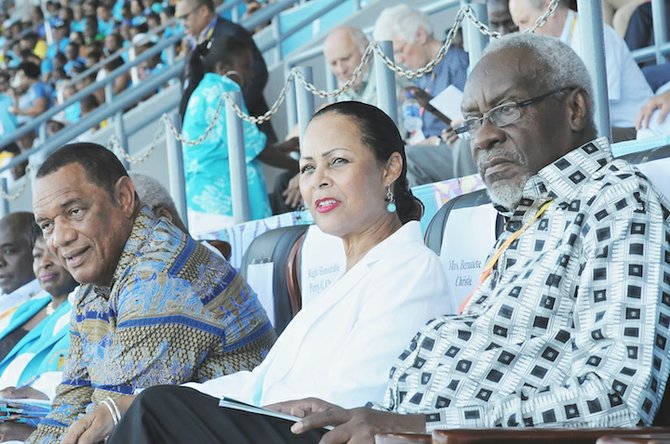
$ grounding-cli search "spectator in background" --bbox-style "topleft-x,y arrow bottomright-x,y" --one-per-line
182,36 -> 297,236
374,4 -> 469,141
509,0 -> 653,133
324,26 -> 376,104
64,42 -> 86,76
97,3 -> 117,37
84,15 -> 105,46
0,213 -> 42,332
0,71 -> 17,138
177,0 -> 277,143
42,20 -> 71,78
374,4 -> 475,186
10,61 -> 53,150
70,3 -> 86,33
487,0 -> 518,35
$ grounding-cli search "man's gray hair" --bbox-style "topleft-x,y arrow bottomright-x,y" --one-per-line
328,26 -> 369,55
373,4 -> 434,44
483,33 -> 593,100
130,173 -> 185,230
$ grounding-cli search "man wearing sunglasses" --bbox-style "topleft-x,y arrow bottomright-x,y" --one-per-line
99,34 -> 670,443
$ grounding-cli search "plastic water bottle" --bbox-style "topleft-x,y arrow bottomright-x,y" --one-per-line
402,90 -> 423,141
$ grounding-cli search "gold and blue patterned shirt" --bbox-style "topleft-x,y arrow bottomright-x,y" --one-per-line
379,138 -> 670,429
28,207 -> 275,442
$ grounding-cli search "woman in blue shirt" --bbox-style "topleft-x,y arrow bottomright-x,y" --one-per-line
182,36 -> 297,237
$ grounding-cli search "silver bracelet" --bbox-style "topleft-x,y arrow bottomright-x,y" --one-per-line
99,399 -> 119,426
106,397 -> 122,424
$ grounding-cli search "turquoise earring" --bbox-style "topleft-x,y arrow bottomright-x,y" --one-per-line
386,186 -> 396,213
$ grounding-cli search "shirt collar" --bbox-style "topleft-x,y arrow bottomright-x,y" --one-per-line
495,137 -> 612,217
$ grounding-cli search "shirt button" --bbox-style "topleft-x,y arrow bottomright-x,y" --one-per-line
507,221 -> 522,232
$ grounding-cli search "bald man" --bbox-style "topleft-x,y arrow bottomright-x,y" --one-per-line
323,26 -> 377,104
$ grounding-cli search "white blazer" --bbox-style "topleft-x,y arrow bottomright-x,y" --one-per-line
185,221 -> 451,408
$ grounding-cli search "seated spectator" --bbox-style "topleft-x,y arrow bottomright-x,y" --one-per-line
63,42 -> 86,76
374,4 -> 468,141
111,33 -> 669,443
181,36 -> 297,235
26,143 -> 276,443
373,4 -> 476,186
97,4 -> 116,37
83,15 -> 105,46
10,61 -> 53,149
0,213 -> 42,333
62,101 -> 453,444
0,226 -> 76,444
509,0 -> 653,130
324,26 -> 376,104
487,0 -> 518,35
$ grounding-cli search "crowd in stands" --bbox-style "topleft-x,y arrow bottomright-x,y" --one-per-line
0,2 -> 667,442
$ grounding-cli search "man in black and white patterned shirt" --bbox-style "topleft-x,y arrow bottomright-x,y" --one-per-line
101,34 -> 670,443
262,32 -> 670,442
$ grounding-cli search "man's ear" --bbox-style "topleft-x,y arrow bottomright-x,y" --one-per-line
416,27 -> 428,45
567,88 -> 590,132
114,176 -> 137,218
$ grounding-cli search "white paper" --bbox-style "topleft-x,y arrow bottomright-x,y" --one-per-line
300,226 -> 346,307
429,85 -> 464,122
638,158 -> 670,202
439,203 -> 498,309
246,262 -> 275,326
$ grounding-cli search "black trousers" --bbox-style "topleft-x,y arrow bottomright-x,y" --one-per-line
108,386 -> 328,444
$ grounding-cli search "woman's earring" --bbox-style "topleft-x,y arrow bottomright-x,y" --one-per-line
385,186 -> 396,213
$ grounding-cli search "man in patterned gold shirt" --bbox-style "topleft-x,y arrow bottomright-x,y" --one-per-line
26,142 -> 275,443
111,33 -> 670,443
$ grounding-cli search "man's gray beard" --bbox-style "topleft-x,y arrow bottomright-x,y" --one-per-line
486,172 -> 532,210
477,147 -> 531,210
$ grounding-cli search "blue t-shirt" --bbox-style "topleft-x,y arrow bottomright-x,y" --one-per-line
17,82 -> 53,125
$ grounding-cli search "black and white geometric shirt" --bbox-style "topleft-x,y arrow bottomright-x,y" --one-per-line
379,137 -> 670,429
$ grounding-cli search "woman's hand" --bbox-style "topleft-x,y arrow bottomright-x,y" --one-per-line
636,90 -> 670,129
0,385 -> 50,400
62,395 -> 135,444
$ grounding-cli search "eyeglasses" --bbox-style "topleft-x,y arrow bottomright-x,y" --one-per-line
455,87 -> 573,140
177,4 -> 202,21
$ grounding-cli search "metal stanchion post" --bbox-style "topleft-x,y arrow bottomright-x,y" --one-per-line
462,0 -> 489,70
577,0 -> 611,139
295,66 -> 315,140
164,112 -> 188,230
226,91 -> 251,224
